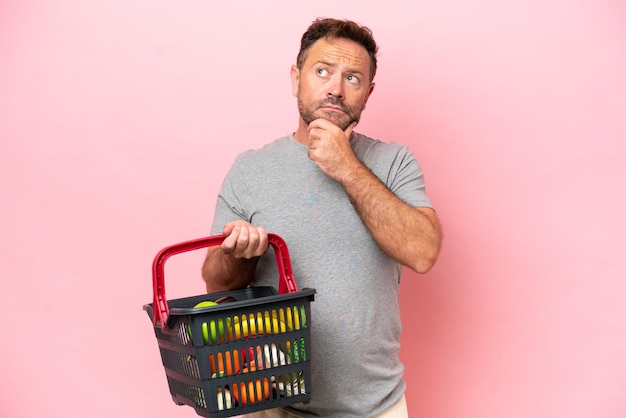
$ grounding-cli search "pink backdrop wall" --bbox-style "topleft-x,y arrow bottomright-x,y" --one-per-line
1,1 -> 625,417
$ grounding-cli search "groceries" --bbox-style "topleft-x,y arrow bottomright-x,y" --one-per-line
208,342 -> 307,410
185,302 -> 308,411
146,233 -> 314,417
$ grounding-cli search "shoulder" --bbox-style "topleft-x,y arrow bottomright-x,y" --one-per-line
229,135 -> 293,169
234,136 -> 291,160
352,132 -> 414,162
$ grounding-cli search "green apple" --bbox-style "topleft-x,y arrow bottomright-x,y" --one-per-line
194,300 -> 218,308
193,301 -> 225,344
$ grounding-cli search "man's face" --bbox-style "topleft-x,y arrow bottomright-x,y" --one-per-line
291,37 -> 375,131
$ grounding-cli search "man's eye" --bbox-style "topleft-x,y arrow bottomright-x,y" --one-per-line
346,75 -> 360,84
317,68 -> 328,76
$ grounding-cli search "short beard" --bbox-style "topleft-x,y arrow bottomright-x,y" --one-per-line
298,96 -> 360,131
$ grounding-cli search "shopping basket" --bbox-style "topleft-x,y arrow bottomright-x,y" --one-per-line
144,233 -> 315,417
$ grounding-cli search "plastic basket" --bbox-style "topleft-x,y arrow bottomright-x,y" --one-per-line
144,233 -> 315,417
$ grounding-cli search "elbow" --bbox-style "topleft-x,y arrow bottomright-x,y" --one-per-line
406,208 -> 443,274
407,241 -> 442,274
410,254 -> 438,274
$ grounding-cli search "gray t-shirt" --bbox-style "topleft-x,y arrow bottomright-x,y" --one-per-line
211,133 -> 433,417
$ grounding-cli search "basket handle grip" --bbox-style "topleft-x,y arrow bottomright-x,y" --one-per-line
151,233 -> 297,328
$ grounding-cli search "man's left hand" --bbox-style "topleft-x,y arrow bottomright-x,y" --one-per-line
307,118 -> 360,181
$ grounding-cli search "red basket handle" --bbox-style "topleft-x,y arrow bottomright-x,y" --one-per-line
151,233 -> 297,328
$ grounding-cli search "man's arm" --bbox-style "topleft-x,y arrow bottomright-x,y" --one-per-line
307,119 -> 443,273
338,163 -> 442,273
201,221 -> 269,292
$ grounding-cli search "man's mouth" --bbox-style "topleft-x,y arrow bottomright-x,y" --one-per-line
319,105 -> 346,113
317,98 -> 350,114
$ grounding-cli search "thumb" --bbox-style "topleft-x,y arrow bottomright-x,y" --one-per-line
222,222 -> 239,236
344,121 -> 357,139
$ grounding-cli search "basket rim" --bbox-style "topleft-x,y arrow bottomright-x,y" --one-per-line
143,287 -> 316,328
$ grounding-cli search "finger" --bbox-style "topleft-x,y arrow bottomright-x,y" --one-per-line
307,118 -> 337,133
253,227 -> 269,257
233,226 -> 250,255
307,118 -> 325,130
307,125 -> 323,137
344,121 -> 357,138
222,221 -> 237,236
221,225 -> 240,254
247,227 -> 260,255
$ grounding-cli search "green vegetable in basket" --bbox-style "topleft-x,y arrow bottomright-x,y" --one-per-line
300,337 -> 306,361
193,300 -> 227,344
291,337 -> 307,363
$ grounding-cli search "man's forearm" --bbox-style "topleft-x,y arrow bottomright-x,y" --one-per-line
339,163 -> 442,273
202,247 -> 258,293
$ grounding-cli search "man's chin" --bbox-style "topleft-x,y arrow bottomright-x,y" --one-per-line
316,112 -> 353,130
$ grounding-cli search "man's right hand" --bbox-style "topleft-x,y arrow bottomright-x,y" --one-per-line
220,220 -> 269,259
202,221 -> 268,292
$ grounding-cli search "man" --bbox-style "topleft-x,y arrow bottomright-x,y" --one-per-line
202,18 -> 442,417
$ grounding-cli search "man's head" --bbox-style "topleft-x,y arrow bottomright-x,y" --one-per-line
291,18 -> 379,132
296,18 -> 379,83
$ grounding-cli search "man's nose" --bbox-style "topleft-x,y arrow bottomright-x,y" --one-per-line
327,75 -> 344,99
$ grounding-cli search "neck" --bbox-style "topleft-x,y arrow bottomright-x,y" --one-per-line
292,118 -> 309,145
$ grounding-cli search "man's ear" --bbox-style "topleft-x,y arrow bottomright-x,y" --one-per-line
290,65 -> 300,97
361,82 -> 376,111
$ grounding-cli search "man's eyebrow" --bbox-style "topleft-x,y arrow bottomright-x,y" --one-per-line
315,60 -> 335,67
315,60 -> 365,76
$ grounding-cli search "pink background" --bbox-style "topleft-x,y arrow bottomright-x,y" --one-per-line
1,1 -> 625,417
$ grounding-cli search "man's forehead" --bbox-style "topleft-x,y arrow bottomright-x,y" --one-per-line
306,37 -> 370,68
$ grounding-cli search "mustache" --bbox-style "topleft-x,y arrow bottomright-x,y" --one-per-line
317,97 -> 350,114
